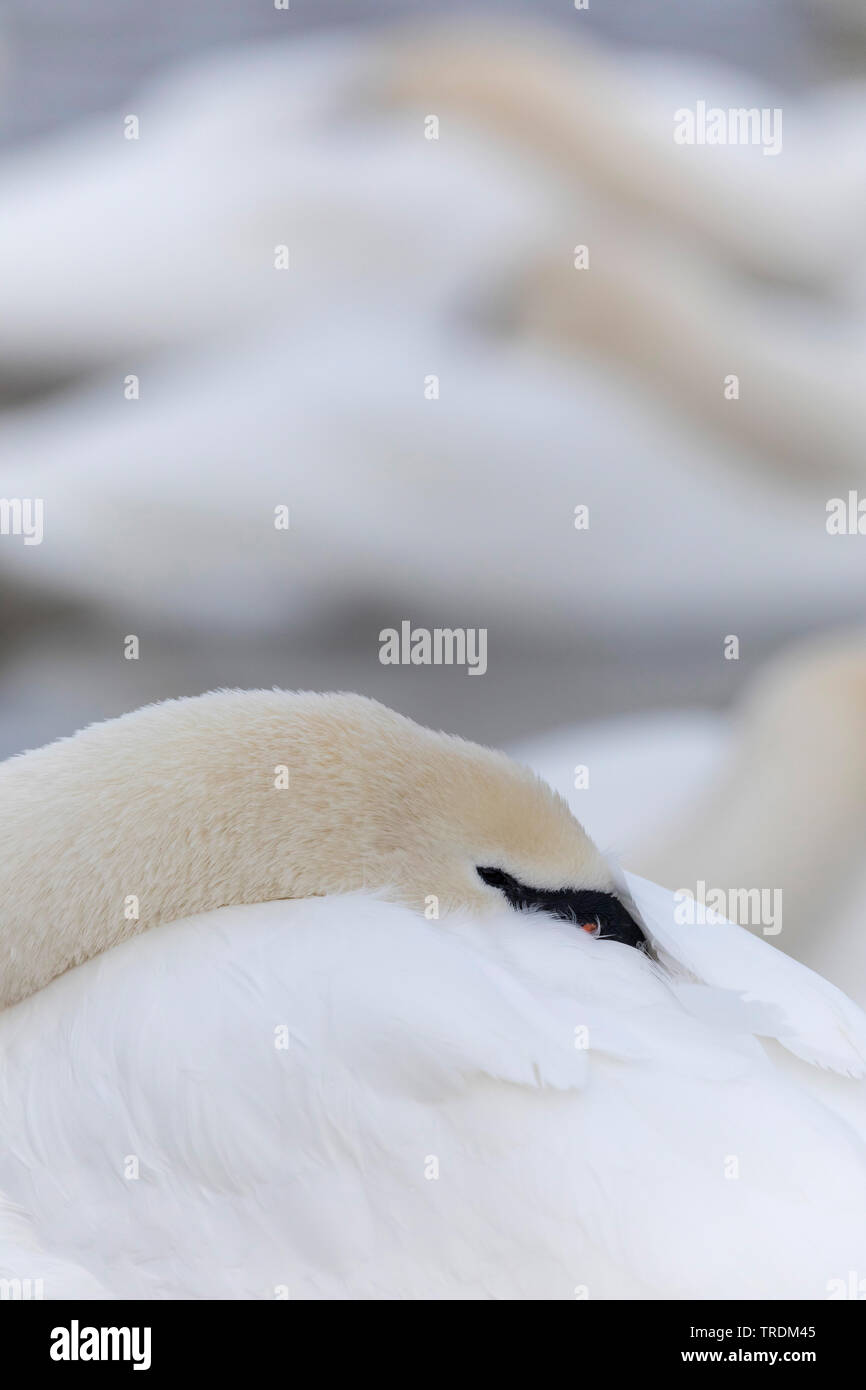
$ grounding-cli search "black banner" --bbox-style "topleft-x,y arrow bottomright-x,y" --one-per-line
4,1299 -> 861,1375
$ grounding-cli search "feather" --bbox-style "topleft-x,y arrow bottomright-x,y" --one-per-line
624,870 -> 866,1077
1,889 -> 865,1299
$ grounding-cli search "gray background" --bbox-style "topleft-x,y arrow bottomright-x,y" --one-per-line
0,0 -> 862,755
0,1 -> 858,148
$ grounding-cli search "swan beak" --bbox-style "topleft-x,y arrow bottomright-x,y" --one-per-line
476,867 -> 650,950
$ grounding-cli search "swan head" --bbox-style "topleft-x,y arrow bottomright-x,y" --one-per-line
0,688 -> 647,1007
216,689 -> 645,946
346,706 -> 646,946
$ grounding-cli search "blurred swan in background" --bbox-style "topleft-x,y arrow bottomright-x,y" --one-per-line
514,631 -> 866,1009
1,691 -> 865,1299
0,19 -> 865,637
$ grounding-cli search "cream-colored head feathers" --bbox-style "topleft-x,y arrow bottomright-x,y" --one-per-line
0,690 -> 615,1008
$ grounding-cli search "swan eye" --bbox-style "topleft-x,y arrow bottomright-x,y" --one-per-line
476,866 -> 648,951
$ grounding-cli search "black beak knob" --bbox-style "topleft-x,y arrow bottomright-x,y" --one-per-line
477,867 -> 649,951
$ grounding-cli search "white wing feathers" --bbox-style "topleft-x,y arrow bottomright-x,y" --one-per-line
0,886 -> 865,1298
625,870 -> 866,1078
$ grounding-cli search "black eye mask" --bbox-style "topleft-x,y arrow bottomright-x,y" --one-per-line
476,866 -> 649,950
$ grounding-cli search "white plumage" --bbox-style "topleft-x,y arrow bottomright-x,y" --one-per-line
2,874 -> 865,1300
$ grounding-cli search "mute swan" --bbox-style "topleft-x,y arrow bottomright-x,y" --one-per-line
0,689 -> 644,1009
3,26 -> 866,647
1,690 -> 865,1300
630,633 -> 866,1006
